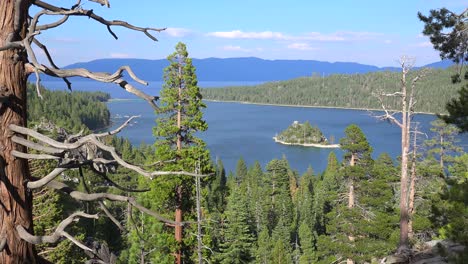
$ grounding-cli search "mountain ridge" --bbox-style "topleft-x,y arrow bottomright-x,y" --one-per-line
46,57 -> 453,82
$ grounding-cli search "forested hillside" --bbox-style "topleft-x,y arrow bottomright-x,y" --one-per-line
27,84 -> 111,131
201,67 -> 457,113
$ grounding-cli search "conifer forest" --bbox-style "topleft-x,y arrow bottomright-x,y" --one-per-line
0,1 -> 467,264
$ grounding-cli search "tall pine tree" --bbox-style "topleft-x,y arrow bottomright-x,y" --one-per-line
151,42 -> 213,263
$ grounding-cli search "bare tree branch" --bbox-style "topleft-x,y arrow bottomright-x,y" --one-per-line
90,167 -> 150,193
98,202 -> 124,231
45,180 -> 183,226
31,0 -> 165,41
88,0 -> 110,8
32,38 -> 72,90
27,168 -> 67,189
9,118 -> 211,179
11,150 -> 59,160
77,168 -> 125,232
370,91 -> 403,128
16,212 -> 98,253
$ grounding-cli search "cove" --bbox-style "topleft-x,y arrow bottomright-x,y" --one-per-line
106,100 -> 467,174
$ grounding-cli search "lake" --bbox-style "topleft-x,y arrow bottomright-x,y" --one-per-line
107,100 -> 468,174
42,81 -> 468,174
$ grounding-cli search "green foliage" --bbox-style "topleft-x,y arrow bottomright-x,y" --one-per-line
126,42 -> 214,262
201,68 -> 458,113
276,121 -> 327,144
340,124 -> 372,164
417,8 -> 467,65
218,187 -> 255,263
424,118 -> 462,169
27,84 -> 110,131
440,84 -> 468,132
418,8 -> 468,131
441,154 -> 468,244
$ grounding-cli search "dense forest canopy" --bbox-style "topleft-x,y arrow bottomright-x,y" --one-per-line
27,83 -> 111,131
201,67 -> 458,113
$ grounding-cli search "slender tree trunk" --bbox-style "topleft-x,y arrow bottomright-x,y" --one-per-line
346,153 -> 356,264
0,1 -> 38,263
440,137 -> 444,169
174,63 -> 183,264
408,148 -> 416,240
195,174 -> 202,264
398,69 -> 410,253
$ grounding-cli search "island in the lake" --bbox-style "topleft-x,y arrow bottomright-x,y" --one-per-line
273,121 -> 340,148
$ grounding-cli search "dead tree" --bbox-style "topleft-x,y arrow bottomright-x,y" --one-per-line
408,124 -> 425,240
372,56 -> 428,255
0,1 -> 208,263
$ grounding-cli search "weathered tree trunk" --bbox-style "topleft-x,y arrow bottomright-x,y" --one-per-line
408,131 -> 418,240
346,153 -> 356,264
0,1 -> 38,263
398,69 -> 410,253
195,175 -> 202,264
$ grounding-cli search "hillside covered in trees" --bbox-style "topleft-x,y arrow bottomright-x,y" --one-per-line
28,84 -> 111,131
201,67 -> 458,114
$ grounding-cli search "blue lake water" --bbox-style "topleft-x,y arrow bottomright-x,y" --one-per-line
107,100 -> 467,174
41,81 -> 468,174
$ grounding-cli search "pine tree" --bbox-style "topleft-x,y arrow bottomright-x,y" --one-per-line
150,42 -> 213,262
236,157 -> 248,185
424,119 -> 462,170
218,187 -> 254,263
418,8 -> 468,131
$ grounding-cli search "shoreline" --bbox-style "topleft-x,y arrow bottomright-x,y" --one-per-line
273,137 -> 340,148
203,99 -> 436,115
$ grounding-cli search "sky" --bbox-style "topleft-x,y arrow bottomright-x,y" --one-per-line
32,0 -> 467,67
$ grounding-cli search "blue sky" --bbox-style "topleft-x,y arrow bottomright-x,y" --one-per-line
33,0 -> 467,67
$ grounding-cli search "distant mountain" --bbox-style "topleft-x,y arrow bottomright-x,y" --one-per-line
44,57 -> 454,82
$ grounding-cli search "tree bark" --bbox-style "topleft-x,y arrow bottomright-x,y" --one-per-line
347,153 -> 356,264
398,68 -> 410,253
408,131 -> 418,240
0,1 -> 38,263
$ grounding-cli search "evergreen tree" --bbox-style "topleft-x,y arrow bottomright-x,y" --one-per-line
256,229 -> 272,264
317,125 -> 376,263
443,154 -> 468,245
418,8 -> 468,131
218,187 -> 254,263
236,157 -> 248,185
424,119 -> 462,169
149,42 -> 213,262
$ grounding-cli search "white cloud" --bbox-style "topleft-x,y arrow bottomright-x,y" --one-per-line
207,30 -> 287,40
221,45 -> 252,52
287,43 -> 317,51
163,27 -> 192,37
300,32 -> 345,41
206,30 -> 383,42
109,53 -> 131,58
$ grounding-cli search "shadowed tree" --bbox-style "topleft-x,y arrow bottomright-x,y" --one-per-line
418,7 -> 468,131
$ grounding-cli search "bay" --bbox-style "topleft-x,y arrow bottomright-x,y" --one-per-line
41,81 -> 468,174
107,100 -> 467,174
